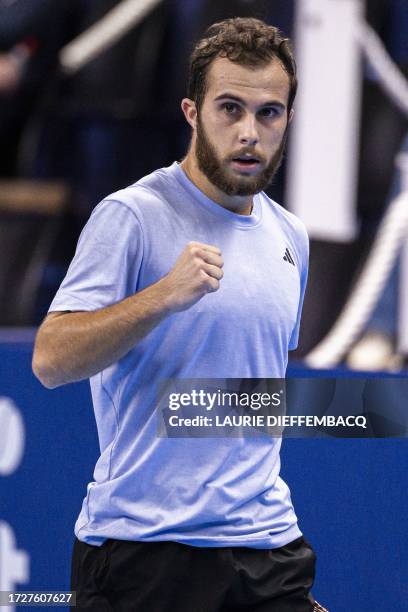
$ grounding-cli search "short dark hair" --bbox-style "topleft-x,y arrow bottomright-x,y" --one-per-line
187,17 -> 297,114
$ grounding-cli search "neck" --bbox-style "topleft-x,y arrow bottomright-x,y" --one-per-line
180,152 -> 254,216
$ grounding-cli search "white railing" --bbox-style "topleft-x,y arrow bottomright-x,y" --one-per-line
305,21 -> 408,368
59,0 -> 163,75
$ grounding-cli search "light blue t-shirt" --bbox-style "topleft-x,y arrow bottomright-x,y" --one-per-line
49,162 -> 309,548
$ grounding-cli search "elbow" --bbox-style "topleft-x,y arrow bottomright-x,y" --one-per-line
32,347 -> 63,389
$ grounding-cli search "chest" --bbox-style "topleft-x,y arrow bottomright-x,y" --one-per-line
138,218 -> 301,334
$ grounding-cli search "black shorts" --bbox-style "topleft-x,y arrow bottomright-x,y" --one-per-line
71,535 -> 317,611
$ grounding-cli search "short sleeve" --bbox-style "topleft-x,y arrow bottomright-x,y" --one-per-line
288,224 -> 309,351
49,199 -> 143,312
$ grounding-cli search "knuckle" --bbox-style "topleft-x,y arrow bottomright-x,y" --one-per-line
192,247 -> 204,259
187,242 -> 198,254
199,263 -> 207,274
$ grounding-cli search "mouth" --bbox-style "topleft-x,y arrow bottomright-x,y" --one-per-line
230,157 -> 261,172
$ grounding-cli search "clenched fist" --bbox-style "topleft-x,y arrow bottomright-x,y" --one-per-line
161,241 -> 224,312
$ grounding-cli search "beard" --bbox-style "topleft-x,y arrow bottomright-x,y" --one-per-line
195,116 -> 288,197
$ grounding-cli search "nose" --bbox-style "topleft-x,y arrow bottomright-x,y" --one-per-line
238,113 -> 259,147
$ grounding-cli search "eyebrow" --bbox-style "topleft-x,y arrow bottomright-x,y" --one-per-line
213,93 -> 286,110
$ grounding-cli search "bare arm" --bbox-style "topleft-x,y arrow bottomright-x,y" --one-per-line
32,242 -> 223,388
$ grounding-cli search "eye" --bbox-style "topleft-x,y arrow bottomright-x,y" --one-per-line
222,102 -> 240,115
259,107 -> 280,119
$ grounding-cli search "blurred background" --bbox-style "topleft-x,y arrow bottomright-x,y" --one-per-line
0,0 -> 407,373
0,2 -> 407,611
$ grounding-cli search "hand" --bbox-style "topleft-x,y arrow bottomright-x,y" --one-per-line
160,241 -> 224,312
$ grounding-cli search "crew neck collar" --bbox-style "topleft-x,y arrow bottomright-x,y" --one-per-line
171,162 -> 263,229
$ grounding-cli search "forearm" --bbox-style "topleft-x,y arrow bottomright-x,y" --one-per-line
32,278 -> 173,388
33,240 -> 223,388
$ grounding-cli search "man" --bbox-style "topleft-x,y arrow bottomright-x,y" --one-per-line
33,17 -> 322,612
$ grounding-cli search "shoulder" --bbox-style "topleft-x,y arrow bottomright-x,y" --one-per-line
261,192 -> 308,243
94,164 -> 178,222
259,192 -> 309,271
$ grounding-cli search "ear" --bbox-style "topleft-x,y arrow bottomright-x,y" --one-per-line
181,98 -> 198,130
288,108 -> 294,123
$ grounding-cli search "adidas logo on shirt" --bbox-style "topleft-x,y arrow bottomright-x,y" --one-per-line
283,248 -> 295,266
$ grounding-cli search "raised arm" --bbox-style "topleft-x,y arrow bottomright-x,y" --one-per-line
32,242 -> 223,388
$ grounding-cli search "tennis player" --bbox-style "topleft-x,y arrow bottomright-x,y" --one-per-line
33,17 -> 326,612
